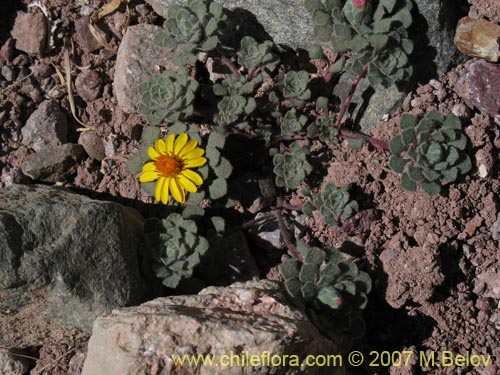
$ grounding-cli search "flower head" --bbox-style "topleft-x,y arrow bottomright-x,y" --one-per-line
139,133 -> 206,204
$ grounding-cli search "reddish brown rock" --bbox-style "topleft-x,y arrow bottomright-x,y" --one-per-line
455,59 -> 500,122
75,70 -> 102,102
74,17 -> 102,53
78,131 -> 105,161
10,11 -> 46,55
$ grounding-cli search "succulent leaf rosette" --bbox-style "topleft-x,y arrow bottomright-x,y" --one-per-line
277,70 -> 311,107
389,112 -> 472,195
303,183 -> 359,227
237,36 -> 280,70
273,141 -> 313,190
138,69 -> 199,125
281,242 -> 372,352
155,0 -> 226,64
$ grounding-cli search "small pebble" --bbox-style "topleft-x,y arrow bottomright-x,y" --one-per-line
1,65 -> 16,81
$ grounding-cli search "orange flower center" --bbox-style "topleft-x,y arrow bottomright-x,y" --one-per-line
155,154 -> 182,177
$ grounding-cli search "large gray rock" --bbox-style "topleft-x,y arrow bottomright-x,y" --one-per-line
144,0 -> 314,50
82,280 -> 342,375
0,185 -> 154,348
114,24 -> 178,113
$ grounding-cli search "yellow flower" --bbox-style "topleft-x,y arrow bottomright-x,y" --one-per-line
139,133 -> 207,204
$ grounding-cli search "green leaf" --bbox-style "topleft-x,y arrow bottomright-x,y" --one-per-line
308,45 -> 323,59
317,286 -> 343,309
142,126 -> 161,144
400,114 -> 417,129
214,157 -> 233,179
126,156 -> 143,174
456,156 -> 472,173
316,96 -> 329,110
401,173 -> 417,191
182,205 -> 205,219
281,259 -> 300,280
389,135 -> 405,155
211,216 -> 225,232
421,181 -> 441,195
209,177 -> 227,199
388,156 -> 407,173
401,128 -> 414,145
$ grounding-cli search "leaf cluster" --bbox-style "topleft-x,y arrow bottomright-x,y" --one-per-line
138,69 -> 199,126
147,213 -> 209,288
213,76 -> 262,126
281,242 -> 372,351
155,0 -> 226,65
237,36 -> 280,70
272,141 -> 313,190
305,0 -> 414,87
389,112 -> 472,195
276,70 -> 311,107
303,183 -> 359,226
307,114 -> 339,144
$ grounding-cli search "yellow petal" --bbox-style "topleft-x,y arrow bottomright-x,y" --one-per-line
155,139 -> 166,154
184,157 -> 207,168
178,174 -> 197,193
183,148 -> 205,160
165,134 -> 175,153
154,177 -> 165,202
178,139 -> 198,158
148,146 -> 160,161
139,171 -> 159,183
173,133 -> 188,154
142,161 -> 156,172
161,177 -> 170,204
170,177 -> 185,203
181,169 -> 203,185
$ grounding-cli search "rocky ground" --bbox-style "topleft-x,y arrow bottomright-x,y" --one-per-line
1,0 -> 500,374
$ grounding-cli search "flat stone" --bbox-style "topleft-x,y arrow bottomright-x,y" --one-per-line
113,24 -> 178,113
144,0 -> 314,49
0,184 -> 154,348
21,143 -> 84,182
455,17 -> 500,62
10,11 -> 46,55
81,280 -> 341,375
468,0 -> 500,23
455,59 -> 500,122
78,131 -> 106,161
74,17 -> 102,53
21,100 -> 68,152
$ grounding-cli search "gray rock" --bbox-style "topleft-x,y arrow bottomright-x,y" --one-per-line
74,17 -> 102,53
10,11 -> 46,55
335,73 -> 406,133
0,349 -> 29,375
1,65 -> 16,82
75,70 -> 102,102
114,24 -> 179,114
455,59 -> 500,123
21,143 -> 84,182
144,0 -> 314,49
21,100 -> 68,152
0,184 -> 153,347
412,0 -> 467,79
473,269 -> 500,300
78,131 -> 105,161
81,280 -> 342,375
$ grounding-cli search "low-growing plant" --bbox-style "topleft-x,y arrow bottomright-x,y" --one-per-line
389,112 -> 472,195
281,242 -> 372,352
124,0 -> 427,349
303,183 -> 359,227
146,213 -> 209,288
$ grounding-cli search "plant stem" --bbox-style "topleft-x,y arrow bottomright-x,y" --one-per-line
340,128 -> 389,150
220,56 -> 241,79
334,62 -> 369,128
274,198 -> 303,262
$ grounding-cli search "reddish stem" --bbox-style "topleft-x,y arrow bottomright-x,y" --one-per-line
335,63 -> 369,128
340,128 -> 389,150
220,56 -> 241,79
